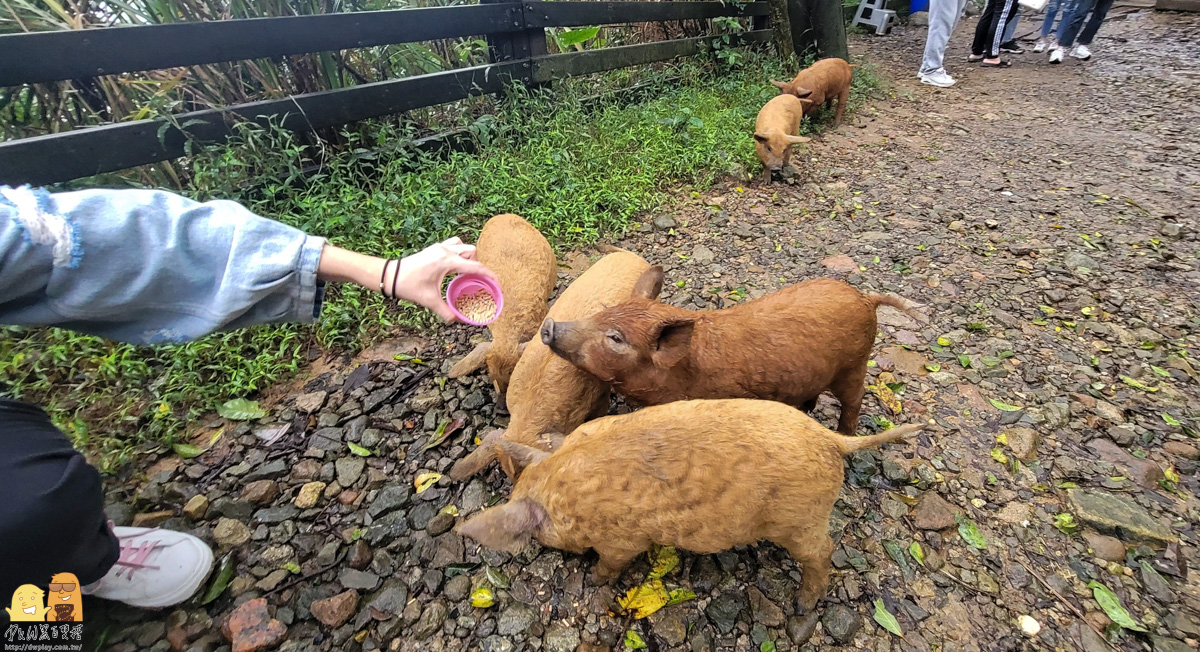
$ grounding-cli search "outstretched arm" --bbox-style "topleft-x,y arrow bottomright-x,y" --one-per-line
0,185 -> 493,344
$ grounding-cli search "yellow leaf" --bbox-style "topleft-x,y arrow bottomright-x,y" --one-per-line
470,586 -> 495,608
1165,466 -> 1180,484
649,546 -> 679,579
869,381 -> 902,415
617,580 -> 671,619
996,433 -> 1008,446
439,505 -> 459,516
414,472 -> 442,494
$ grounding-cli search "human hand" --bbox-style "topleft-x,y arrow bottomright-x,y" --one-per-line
393,237 -> 498,322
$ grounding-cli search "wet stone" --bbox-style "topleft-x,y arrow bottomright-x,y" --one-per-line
444,574 -> 471,602
651,610 -> 688,647
339,568 -> 380,591
243,460 -> 289,483
705,591 -> 745,635
335,457 -> 366,487
241,480 -> 280,506
1069,489 -> 1176,544
788,612 -> 819,645
543,624 -> 580,652
821,604 -> 862,644
427,512 -> 456,536
412,601 -> 448,640
912,491 -> 958,530
253,505 -> 297,526
497,603 -> 537,636
367,485 -> 411,519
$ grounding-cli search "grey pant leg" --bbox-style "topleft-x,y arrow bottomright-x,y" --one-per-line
920,0 -> 971,75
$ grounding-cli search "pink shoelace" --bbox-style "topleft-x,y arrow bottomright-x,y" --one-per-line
110,521 -> 163,580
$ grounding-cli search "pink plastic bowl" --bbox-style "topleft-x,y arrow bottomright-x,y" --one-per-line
446,274 -> 504,326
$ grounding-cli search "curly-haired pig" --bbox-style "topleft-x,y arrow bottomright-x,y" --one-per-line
449,250 -> 654,482
458,398 -> 923,609
754,94 -> 812,178
541,268 -> 923,435
448,214 -> 557,412
771,57 -> 854,127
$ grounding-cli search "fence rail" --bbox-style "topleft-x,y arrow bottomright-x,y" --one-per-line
0,1 -> 770,186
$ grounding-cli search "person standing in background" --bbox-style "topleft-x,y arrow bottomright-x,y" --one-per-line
999,13 -> 1025,53
1032,0 -> 1065,51
1048,0 -> 1112,62
917,0 -> 971,87
968,0 -> 1021,67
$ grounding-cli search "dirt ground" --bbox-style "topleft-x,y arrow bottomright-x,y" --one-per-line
91,9 -> 1199,652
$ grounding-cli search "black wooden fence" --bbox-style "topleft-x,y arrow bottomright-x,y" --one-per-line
0,1 -> 770,187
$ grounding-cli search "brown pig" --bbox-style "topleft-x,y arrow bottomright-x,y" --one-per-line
449,251 -> 653,482
754,94 -> 812,177
770,57 -> 854,127
457,399 -> 923,609
448,214 -> 556,411
541,268 -> 923,435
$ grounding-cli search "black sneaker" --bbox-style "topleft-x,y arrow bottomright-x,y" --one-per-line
1000,41 -> 1025,54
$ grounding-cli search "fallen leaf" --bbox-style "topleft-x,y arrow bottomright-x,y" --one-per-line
1150,365 -> 1171,378
201,553 -> 235,605
937,336 -> 952,347
925,362 -> 941,372
414,472 -> 442,494
618,580 -> 671,619
282,561 -> 301,574
439,505 -> 459,516
1054,513 -> 1078,535
909,541 -> 924,566
649,546 -> 679,579
423,418 -> 465,452
218,398 -> 266,421
1120,376 -> 1158,392
1162,413 -> 1182,426
958,354 -> 972,368
665,588 -> 696,606
869,382 -> 903,415
470,586 -> 495,608
873,599 -> 904,637
394,353 -> 427,365
173,443 -> 205,459
485,566 -> 511,590
760,642 -> 777,652
347,442 -> 374,457
1164,466 -> 1180,484
991,448 -> 1009,464
955,514 -> 987,549
624,630 -> 647,650
1087,580 -> 1146,632
988,398 -> 1023,412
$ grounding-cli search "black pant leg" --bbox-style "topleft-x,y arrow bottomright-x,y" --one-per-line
972,0 -> 1000,56
0,399 -> 119,591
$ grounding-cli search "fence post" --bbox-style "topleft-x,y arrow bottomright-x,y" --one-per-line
519,2 -> 550,88
788,0 -> 849,60
763,0 -> 795,59
481,0 -> 524,64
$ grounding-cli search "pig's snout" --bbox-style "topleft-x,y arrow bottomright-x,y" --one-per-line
767,163 -> 782,172
540,318 -> 557,346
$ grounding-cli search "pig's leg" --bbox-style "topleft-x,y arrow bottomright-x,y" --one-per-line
833,87 -> 850,128
800,398 -> 818,413
780,531 -> 834,612
590,544 -> 641,585
832,367 -> 867,435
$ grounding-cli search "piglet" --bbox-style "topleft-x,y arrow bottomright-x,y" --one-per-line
458,398 -> 922,609
449,250 -> 652,482
754,94 -> 812,179
541,268 -> 922,435
448,214 -> 556,412
771,57 -> 854,127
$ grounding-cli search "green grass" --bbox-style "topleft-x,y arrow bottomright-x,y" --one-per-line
0,51 -> 885,473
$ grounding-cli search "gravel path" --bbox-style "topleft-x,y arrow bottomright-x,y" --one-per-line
94,10 -> 1199,652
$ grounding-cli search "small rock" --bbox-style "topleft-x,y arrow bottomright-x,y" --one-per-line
747,587 -> 784,627
1164,612 -> 1200,638
1005,428 -> 1041,462
1164,441 -> 1199,460
221,597 -> 287,652
412,601 -> 448,640
821,604 -> 862,644
182,495 -> 209,520
543,624 -> 580,652
293,482 -> 326,509
254,569 -> 289,592
1083,532 -> 1126,561
213,518 -> 252,549
444,574 -> 471,602
133,621 -> 167,647
1064,251 -> 1099,271
651,610 -> 688,647
1088,439 -> 1164,488
105,502 -> 135,527
367,485 -> 411,519
1069,489 -> 1177,545
911,492 -> 958,530
348,540 -> 372,570
311,590 -> 359,629
461,391 -> 486,411
497,603 -> 536,636
692,245 -> 716,265
253,505 -> 298,525
132,510 -> 174,528
243,460 -> 289,484
295,391 -> 327,413
820,254 -> 858,274
335,457 -> 366,488
653,215 -> 677,230
427,513 -> 456,536
339,569 -> 380,591
1140,563 -> 1174,603
241,480 -> 280,506
705,591 -> 745,635
1093,400 -> 1125,423
1151,636 -> 1192,652
787,612 -> 819,645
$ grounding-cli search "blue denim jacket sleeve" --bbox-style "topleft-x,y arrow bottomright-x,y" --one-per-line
0,185 -> 327,345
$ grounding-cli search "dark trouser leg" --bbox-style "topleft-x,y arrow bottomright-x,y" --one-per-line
1056,0 -> 1096,47
981,0 -> 1020,57
971,0 -> 1000,55
1076,0 -> 1114,45
0,399 -> 119,589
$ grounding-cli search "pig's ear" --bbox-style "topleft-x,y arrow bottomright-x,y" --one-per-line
652,318 -> 695,367
794,86 -> 814,98
448,342 -> 491,378
770,80 -> 788,90
753,132 -> 769,143
631,266 -> 665,300
456,499 -> 547,555
785,134 -> 812,144
498,439 -> 551,468
516,340 -> 530,355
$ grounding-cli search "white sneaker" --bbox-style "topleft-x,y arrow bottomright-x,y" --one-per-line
1049,47 -> 1065,64
84,526 -> 214,608
1070,44 -> 1092,60
919,69 -> 957,87
1032,37 -> 1053,53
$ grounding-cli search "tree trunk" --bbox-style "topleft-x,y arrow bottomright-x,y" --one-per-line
766,0 -> 795,59
787,0 -> 849,61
